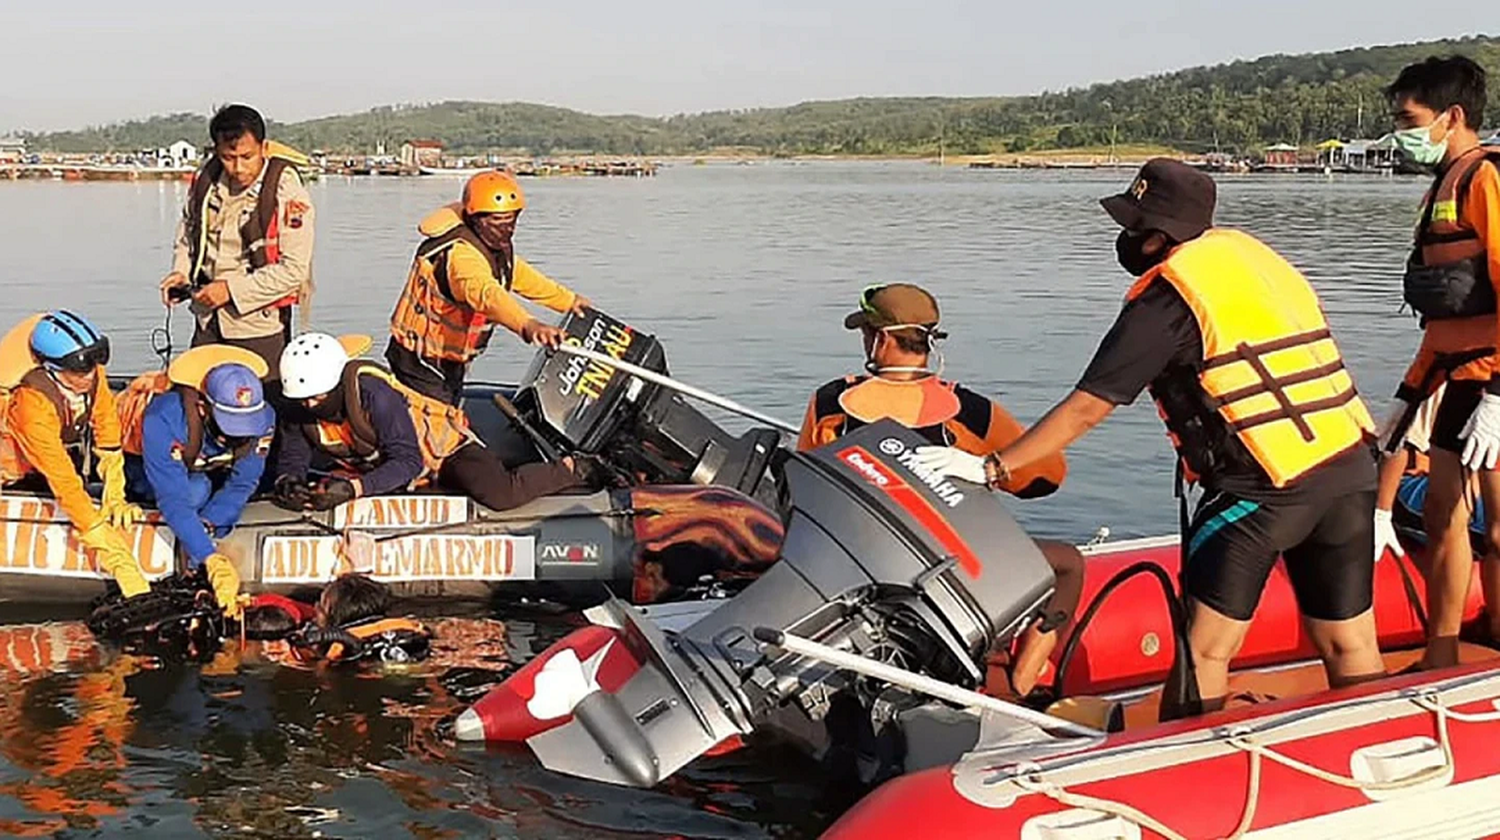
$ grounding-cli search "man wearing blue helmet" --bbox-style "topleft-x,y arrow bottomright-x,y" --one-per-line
118,345 -> 276,616
0,311 -> 150,598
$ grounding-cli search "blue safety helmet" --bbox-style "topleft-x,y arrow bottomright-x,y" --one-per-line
30,310 -> 110,373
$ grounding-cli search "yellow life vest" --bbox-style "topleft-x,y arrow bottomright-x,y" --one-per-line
1125,228 -> 1375,488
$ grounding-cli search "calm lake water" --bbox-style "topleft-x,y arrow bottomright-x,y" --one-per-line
0,162 -> 1430,837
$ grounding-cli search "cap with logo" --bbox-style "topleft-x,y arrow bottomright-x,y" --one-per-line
202,363 -> 275,438
1100,157 -> 1217,243
844,284 -> 946,337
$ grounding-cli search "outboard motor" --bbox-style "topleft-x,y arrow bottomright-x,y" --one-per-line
457,420 -> 1056,788
500,309 -> 781,501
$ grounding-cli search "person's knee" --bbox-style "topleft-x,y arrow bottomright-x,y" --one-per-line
1306,611 -> 1380,661
1186,604 -> 1248,669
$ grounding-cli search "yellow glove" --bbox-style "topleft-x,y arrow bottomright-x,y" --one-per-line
96,448 -> 145,529
204,553 -> 243,619
78,520 -> 151,599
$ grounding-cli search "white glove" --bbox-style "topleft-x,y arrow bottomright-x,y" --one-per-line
913,446 -> 989,486
1461,393 -> 1500,470
1374,508 -> 1404,563
1376,398 -> 1412,453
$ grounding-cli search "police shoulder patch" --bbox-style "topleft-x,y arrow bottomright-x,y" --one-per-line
284,199 -> 309,229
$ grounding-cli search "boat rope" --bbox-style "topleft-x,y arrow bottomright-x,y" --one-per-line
1013,691 -> 1466,840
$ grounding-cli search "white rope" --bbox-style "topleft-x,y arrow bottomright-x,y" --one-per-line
1013,774 -> 1194,840
1011,693 -> 1463,840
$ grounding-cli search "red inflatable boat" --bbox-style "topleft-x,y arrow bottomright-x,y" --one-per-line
817,534 -> 1500,840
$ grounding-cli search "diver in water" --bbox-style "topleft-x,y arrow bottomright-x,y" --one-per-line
798,283 -> 1083,698
244,574 -> 430,664
270,332 -> 602,514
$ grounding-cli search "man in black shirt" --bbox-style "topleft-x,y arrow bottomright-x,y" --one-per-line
917,159 -> 1385,720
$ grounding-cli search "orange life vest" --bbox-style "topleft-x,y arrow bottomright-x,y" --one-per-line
1125,228 -> 1376,488
807,374 -> 964,446
1399,148 -> 1500,390
184,144 -> 307,309
298,616 -> 432,663
1403,147 -> 1500,321
388,207 -> 512,364
0,367 -> 100,482
302,361 -> 473,478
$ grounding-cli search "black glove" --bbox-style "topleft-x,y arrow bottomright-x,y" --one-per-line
306,477 -> 357,511
271,475 -> 313,511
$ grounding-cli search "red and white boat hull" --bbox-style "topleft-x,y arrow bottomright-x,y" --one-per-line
823,660 -> 1500,839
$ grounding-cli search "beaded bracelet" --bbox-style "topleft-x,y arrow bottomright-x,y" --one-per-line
983,452 -> 1012,490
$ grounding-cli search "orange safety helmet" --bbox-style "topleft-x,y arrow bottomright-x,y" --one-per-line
462,170 -> 526,216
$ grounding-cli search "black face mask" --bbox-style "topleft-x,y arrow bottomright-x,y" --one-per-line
1116,230 -> 1170,277
307,387 -> 346,422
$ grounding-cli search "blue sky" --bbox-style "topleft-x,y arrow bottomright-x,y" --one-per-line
0,1 -> 1488,131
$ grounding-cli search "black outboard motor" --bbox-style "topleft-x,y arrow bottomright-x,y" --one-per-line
501,309 -> 781,501
522,421 -> 1056,787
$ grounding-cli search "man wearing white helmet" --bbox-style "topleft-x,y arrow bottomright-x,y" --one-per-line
271,332 -> 595,512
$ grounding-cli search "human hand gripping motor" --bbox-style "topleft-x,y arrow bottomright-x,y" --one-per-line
912,446 -> 990,485
519,295 -> 592,350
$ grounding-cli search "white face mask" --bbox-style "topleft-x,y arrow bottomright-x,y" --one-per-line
864,324 -> 945,376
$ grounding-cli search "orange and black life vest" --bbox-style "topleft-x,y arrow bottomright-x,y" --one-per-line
1404,147 -> 1500,320
18,368 -> 93,450
1126,228 -> 1376,488
389,211 -> 512,364
809,374 -> 967,446
301,360 -> 473,478
0,368 -> 97,480
296,617 -> 432,663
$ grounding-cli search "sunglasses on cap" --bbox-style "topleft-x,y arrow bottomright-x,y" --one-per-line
44,337 -> 110,373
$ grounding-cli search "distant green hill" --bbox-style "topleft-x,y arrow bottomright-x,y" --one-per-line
22,34 -> 1500,156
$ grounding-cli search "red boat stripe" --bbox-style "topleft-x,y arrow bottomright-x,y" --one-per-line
836,445 -> 982,579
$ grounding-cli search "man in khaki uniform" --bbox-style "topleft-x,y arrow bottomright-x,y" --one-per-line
160,104 -> 314,384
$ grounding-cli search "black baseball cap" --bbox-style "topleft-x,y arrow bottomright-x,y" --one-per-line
1100,158 -> 1216,243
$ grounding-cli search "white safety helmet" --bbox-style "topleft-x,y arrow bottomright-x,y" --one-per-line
280,332 -> 349,399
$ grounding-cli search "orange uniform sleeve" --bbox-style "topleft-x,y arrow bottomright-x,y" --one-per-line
511,256 -> 579,314
1465,162 -> 1500,389
446,242 -> 533,334
6,389 -> 102,531
90,375 -> 122,451
796,394 -> 823,452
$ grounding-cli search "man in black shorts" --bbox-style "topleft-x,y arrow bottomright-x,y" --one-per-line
916,158 -> 1385,719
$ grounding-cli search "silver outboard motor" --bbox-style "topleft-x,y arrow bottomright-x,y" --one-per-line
519,420 -> 1056,787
